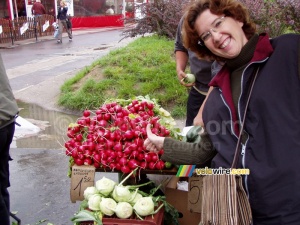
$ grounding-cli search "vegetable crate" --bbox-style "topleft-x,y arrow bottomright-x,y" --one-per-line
80,205 -> 164,225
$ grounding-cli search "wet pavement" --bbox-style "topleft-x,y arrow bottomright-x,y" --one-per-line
13,101 -> 79,150
10,101 -> 120,225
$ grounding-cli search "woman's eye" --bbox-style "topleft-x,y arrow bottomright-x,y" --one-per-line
215,20 -> 223,28
202,33 -> 210,41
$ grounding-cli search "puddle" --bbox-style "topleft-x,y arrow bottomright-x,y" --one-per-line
14,101 -> 80,150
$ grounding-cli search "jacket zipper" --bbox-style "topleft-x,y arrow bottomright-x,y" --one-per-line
219,93 -> 238,139
241,143 -> 250,196
238,60 -> 268,197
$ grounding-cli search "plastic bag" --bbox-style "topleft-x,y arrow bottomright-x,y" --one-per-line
52,22 -> 58,29
53,28 -> 59,38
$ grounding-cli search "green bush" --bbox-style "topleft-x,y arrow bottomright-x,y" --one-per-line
121,0 -> 190,40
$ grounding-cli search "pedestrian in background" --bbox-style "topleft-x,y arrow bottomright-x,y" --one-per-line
106,5 -> 115,15
0,53 -> 19,225
31,0 -> 46,28
31,0 -> 46,17
56,0 -> 72,43
175,16 -> 214,127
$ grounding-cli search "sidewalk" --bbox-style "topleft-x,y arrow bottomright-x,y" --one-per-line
0,26 -> 124,49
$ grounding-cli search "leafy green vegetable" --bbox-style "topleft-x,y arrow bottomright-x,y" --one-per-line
71,210 -> 103,225
183,126 -> 202,143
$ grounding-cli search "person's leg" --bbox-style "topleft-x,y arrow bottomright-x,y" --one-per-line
0,122 -> 15,225
185,88 -> 206,126
61,21 -> 72,40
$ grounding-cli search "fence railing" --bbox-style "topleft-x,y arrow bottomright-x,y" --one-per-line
0,15 -> 56,45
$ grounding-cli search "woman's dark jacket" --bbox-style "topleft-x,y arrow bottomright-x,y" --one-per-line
57,7 -> 68,20
162,33 -> 300,224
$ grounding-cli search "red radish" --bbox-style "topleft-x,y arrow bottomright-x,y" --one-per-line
65,149 -> 72,156
131,150 -> 139,159
103,113 -> 111,121
148,161 -> 156,170
84,149 -> 93,158
65,97 -> 176,171
94,162 -> 100,168
128,159 -> 139,169
113,142 -> 123,152
116,151 -> 123,158
121,165 -> 131,174
123,147 -> 132,157
144,154 -> 152,163
151,154 -> 159,162
98,120 -> 108,128
155,160 -> 165,170
118,157 -> 128,166
124,130 -> 134,140
67,130 -> 75,138
83,110 -> 91,117
140,161 -> 147,169
75,158 -> 84,166
137,153 -> 145,161
75,134 -> 83,142
109,162 -> 117,170
93,153 -> 101,163
84,158 -> 93,165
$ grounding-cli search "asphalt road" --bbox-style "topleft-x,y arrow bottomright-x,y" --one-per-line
2,27 -> 136,111
1,27 -> 137,225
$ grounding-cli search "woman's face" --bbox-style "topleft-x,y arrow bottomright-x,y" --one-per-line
60,1 -> 64,6
195,10 -> 248,59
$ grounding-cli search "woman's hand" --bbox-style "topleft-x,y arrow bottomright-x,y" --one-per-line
144,124 -> 165,153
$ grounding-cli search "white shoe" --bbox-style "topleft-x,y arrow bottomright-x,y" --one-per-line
57,39 -> 61,43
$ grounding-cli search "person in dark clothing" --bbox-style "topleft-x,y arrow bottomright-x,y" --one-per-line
31,0 -> 46,16
144,0 -> 300,224
56,0 -> 72,43
0,53 -> 19,225
175,16 -> 214,126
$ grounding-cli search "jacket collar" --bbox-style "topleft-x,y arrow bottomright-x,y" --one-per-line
208,33 -> 274,136
210,33 -> 273,88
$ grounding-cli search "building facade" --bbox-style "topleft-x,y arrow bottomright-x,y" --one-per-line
1,0 -> 150,21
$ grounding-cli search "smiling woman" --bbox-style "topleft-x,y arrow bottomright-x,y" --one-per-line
143,0 -> 300,224
195,10 -> 248,59
182,0 -> 256,61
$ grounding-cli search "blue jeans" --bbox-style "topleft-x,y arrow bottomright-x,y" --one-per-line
33,15 -> 42,26
0,122 -> 15,225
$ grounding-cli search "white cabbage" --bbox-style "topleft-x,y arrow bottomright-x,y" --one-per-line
133,196 -> 155,216
95,177 -> 116,197
112,185 -> 131,202
115,202 -> 133,219
99,198 -> 117,216
83,186 -> 99,200
87,194 -> 102,211
129,189 -> 143,205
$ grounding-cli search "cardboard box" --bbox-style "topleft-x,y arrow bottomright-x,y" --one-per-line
165,187 -> 201,225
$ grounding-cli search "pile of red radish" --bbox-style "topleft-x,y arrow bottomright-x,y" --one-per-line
65,98 -> 176,174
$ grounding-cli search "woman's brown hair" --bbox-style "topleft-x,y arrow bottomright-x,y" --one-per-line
182,0 -> 256,61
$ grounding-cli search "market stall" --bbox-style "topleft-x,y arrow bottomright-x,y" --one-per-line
65,96 -> 204,225
65,96 -> 183,224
